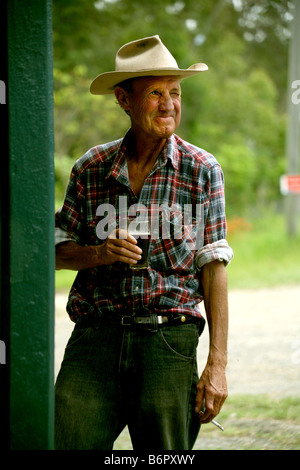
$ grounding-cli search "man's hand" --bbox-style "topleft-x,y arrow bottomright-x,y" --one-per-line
195,363 -> 228,423
56,229 -> 142,271
99,229 -> 142,266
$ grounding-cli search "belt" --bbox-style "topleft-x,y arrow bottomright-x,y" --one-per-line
104,313 -> 203,333
76,312 -> 205,334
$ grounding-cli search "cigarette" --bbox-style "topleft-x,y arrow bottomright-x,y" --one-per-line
212,419 -> 224,431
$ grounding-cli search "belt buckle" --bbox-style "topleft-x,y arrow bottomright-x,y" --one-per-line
121,316 -> 132,326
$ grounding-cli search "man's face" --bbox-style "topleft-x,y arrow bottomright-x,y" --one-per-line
126,76 -> 182,140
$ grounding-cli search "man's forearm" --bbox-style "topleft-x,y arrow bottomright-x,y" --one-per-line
56,242 -> 103,271
200,259 -> 228,366
55,234 -> 143,271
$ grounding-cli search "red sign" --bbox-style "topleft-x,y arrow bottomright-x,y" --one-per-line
280,175 -> 300,195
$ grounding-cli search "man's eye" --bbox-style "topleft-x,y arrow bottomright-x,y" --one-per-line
150,90 -> 160,96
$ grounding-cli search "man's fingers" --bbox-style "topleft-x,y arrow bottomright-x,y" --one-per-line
197,391 -> 227,423
198,400 -> 216,423
194,380 -> 205,414
109,228 -> 139,246
195,373 -> 228,423
106,235 -> 142,264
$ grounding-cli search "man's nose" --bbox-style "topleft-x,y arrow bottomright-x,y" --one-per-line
159,93 -> 174,112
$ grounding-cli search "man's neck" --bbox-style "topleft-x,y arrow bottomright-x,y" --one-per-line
125,132 -> 168,196
128,131 -> 167,165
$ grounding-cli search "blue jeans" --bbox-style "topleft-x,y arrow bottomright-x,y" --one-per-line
55,321 -> 202,450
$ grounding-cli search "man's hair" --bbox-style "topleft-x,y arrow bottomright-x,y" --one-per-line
115,78 -> 134,94
114,78 -> 134,116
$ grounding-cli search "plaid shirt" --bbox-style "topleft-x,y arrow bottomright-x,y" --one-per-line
56,131 -> 231,323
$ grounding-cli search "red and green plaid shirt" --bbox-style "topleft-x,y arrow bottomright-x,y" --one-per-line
56,131 -> 232,323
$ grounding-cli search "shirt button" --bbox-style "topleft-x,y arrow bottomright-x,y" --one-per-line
135,286 -> 139,292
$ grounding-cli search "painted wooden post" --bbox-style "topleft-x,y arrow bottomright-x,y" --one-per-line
6,0 -> 55,449
0,0 -> 9,451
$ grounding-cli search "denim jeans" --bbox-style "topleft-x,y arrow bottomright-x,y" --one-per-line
55,321 -> 202,450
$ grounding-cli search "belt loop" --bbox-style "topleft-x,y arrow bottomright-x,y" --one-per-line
121,316 -> 132,326
150,313 -> 158,332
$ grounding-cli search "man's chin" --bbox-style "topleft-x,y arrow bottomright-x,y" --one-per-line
153,124 -> 176,139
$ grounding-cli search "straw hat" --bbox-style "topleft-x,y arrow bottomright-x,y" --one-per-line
90,35 -> 208,95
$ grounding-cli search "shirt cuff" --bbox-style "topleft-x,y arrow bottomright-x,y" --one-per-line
55,227 -> 79,246
195,239 -> 234,270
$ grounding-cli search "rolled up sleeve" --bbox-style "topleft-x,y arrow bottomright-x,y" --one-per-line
195,239 -> 233,269
55,227 -> 79,246
195,163 -> 233,269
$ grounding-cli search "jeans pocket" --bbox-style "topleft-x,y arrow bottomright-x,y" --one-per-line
159,324 -> 199,361
65,326 -> 91,351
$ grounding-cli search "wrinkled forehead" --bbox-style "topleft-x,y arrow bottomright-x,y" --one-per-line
132,75 -> 181,92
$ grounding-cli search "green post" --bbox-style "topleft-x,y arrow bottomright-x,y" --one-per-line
6,0 -> 55,449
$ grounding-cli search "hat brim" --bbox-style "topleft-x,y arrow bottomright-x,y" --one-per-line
90,64 -> 208,95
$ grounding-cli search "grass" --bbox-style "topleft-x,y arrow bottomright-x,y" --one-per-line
56,269 -> 77,290
226,213 -> 300,289
217,394 -> 300,422
196,394 -> 300,450
55,212 -> 300,291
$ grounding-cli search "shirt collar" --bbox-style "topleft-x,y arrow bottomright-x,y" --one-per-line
106,130 -> 179,181
162,134 -> 179,170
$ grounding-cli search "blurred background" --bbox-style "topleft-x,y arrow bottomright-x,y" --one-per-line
53,0 -> 300,449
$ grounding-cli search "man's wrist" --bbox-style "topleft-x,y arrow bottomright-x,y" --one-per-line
90,244 -> 105,266
207,349 -> 228,369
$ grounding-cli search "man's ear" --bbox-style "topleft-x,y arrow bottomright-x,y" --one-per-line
114,86 -> 131,114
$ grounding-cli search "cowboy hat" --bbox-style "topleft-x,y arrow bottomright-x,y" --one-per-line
90,35 -> 208,95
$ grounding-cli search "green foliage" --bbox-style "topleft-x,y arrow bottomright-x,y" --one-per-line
55,153 -> 73,211
53,65 -> 129,159
53,0 -> 290,216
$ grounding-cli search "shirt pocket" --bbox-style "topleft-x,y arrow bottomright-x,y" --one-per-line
150,214 -> 202,273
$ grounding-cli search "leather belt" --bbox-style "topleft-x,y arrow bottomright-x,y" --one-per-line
121,314 -> 183,327
76,312 -> 205,334
107,313 -> 201,332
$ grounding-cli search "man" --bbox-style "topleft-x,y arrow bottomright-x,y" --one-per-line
55,35 -> 233,450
